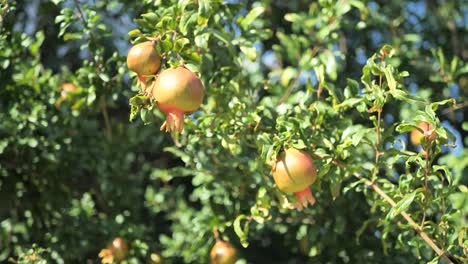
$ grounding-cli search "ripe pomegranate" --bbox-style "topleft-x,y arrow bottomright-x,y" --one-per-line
60,83 -> 77,99
410,122 -> 436,145
210,240 -> 238,264
127,41 -> 161,84
152,67 -> 204,132
99,237 -> 128,263
55,83 -> 78,108
272,148 -> 318,209
110,237 -> 129,262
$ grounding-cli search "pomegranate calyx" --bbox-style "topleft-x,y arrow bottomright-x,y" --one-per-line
160,110 -> 185,133
294,188 -> 316,210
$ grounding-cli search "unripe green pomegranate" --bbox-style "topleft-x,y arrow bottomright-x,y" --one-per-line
152,67 -> 204,132
272,148 -> 317,209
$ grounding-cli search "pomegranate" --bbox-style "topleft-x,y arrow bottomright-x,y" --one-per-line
272,148 -> 318,209
60,83 -> 77,99
55,83 -> 78,108
99,237 -> 129,263
127,41 -> 161,85
152,67 -> 204,132
410,122 -> 436,145
210,240 -> 238,264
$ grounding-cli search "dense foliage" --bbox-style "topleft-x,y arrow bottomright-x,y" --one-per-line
0,0 -> 467,263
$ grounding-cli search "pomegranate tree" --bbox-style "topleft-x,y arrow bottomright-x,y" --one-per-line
271,148 -> 318,209
151,67 -> 204,133
127,41 -> 161,89
210,240 -> 238,264
410,122 -> 436,145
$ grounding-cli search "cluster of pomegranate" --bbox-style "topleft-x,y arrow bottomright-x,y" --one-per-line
123,39 -> 440,263
127,41 -> 204,133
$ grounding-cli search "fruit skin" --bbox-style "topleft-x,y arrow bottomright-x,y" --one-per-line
127,41 -> 161,76
60,83 -> 77,99
152,67 -> 204,132
272,148 -> 317,193
109,237 -> 129,262
152,67 -> 204,113
210,240 -> 238,264
410,122 -> 436,145
55,83 -> 78,108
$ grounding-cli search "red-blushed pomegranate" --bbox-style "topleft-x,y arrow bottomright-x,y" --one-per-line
152,67 -> 204,132
272,148 -> 318,209
210,240 -> 238,264
127,41 -> 161,85
99,237 -> 129,263
410,122 -> 437,145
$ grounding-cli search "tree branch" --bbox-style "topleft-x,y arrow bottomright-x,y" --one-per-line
352,173 -> 457,263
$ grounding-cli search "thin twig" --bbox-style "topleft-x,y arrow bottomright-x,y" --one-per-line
329,156 -> 455,262
72,0 -> 88,27
213,227 -> 220,242
352,173 -> 455,263
441,101 -> 468,115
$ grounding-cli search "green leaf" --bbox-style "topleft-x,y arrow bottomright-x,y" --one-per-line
129,95 -> 147,106
233,215 -> 250,248
164,147 -> 191,164
280,67 -> 297,87
383,66 -> 396,90
395,123 -> 418,133
240,45 -> 257,61
99,73 -> 110,82
208,29 -> 231,44
174,38 -> 190,52
161,39 -> 173,51
197,0 -> 211,25
239,6 -> 265,30
128,29 -> 142,37
380,44 -> 395,58
184,63 -> 199,74
63,33 -> 82,41
449,193 -> 468,210
432,165 -> 453,185
141,12 -> 159,23
388,191 -> 419,219
334,98 -> 362,110
72,97 -> 86,110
